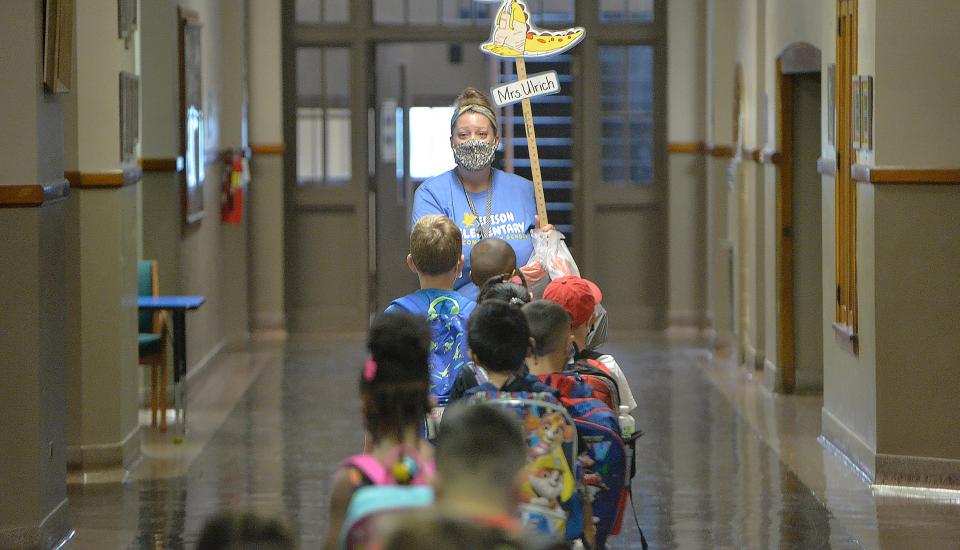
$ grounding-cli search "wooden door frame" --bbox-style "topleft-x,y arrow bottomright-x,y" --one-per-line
775,42 -> 821,393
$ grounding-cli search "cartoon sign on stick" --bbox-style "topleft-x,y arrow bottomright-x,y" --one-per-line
480,0 -> 585,284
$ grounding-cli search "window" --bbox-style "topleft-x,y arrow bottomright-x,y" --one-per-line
600,46 -> 655,185
296,48 -> 352,186
407,107 -> 457,180
600,0 -> 655,23
835,0 -> 858,342
295,0 -> 349,23
372,0 -> 574,26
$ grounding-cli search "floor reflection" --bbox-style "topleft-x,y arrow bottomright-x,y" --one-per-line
67,333 -> 960,549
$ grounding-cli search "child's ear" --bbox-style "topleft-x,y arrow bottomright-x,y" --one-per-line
406,254 -> 418,274
458,254 -> 465,273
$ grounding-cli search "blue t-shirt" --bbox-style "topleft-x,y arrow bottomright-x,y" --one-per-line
384,288 -> 476,316
412,168 -> 536,290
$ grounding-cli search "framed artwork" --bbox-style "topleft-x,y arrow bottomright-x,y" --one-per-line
119,71 -> 139,164
851,75 -> 861,150
179,8 -> 205,229
860,75 -> 873,151
827,64 -> 836,147
43,0 -> 74,93
118,0 -> 138,43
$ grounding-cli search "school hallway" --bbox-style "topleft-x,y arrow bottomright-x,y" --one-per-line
64,332 -> 960,549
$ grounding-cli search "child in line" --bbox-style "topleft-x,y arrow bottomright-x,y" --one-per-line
522,300 -> 601,408
446,277 -> 533,401
385,215 -> 475,411
459,237 -> 520,302
322,312 -> 436,550
452,300 -> 557,402
543,276 -> 638,413
433,403 -> 529,534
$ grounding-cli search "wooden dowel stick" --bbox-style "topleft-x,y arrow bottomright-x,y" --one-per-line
515,57 -> 549,226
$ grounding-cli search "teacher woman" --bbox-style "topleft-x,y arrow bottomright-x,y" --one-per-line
412,87 -> 549,294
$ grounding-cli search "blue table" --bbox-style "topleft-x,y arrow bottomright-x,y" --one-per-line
138,295 -> 205,439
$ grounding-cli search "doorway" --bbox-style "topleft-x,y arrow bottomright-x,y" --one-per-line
283,0 -> 667,331
775,44 -> 823,392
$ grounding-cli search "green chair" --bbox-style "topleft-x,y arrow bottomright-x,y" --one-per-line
138,260 -> 169,431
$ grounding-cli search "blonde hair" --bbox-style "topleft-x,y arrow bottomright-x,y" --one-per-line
451,87 -> 499,136
410,215 -> 462,275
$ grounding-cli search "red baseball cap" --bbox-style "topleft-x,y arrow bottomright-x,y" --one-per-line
543,276 -> 603,328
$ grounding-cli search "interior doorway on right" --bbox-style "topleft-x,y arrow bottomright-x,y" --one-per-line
773,44 -> 823,393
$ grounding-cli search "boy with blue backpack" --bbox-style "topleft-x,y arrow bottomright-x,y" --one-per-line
386,215 -> 477,420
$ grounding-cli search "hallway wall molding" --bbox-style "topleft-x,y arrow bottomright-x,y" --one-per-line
667,141 -> 707,154
251,143 -> 286,155
66,424 -> 140,474
140,157 -> 182,172
0,181 -> 70,208
64,168 -> 142,189
851,164 -> 960,185
822,406 -> 876,481
875,453 -> 960,490
817,157 -> 836,176
0,497 -> 70,550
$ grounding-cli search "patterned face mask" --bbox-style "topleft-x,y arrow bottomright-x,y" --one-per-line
452,139 -> 496,171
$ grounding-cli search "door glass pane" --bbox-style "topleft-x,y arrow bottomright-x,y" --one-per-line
408,107 -> 456,179
600,0 -> 654,22
296,48 -> 352,186
600,45 -> 654,186
376,0 -> 494,25
295,0 -> 349,23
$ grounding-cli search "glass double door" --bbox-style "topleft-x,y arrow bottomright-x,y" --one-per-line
286,0 -> 666,330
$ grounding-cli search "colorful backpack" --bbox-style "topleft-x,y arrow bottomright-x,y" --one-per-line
563,397 -> 628,549
572,357 -> 621,411
391,294 -> 476,406
467,390 -> 581,541
339,451 -> 436,549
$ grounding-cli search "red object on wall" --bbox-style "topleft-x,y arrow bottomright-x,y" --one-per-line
221,154 -> 246,225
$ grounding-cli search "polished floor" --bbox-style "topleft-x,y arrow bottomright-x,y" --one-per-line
67,333 -> 960,549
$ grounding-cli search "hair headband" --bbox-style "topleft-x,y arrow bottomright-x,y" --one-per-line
451,104 -> 499,136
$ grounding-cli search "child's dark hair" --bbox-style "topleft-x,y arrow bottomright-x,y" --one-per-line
522,300 -> 572,356
466,300 -> 530,374
383,512 -> 528,550
478,273 -> 530,306
196,511 -> 294,550
364,312 -> 433,442
436,402 -> 526,486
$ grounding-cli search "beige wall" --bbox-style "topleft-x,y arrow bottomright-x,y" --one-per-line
249,0 -> 287,332
667,0 -> 708,329
710,0 -> 960,483
0,2 -> 71,545
140,0 -> 251,376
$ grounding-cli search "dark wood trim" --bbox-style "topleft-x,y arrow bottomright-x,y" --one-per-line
140,157 -> 182,172
251,143 -> 286,156
667,142 -> 706,154
738,148 -> 760,162
64,168 -> 142,189
0,181 -> 70,208
851,165 -> 960,185
760,148 -> 782,165
817,157 -> 837,176
706,144 -> 736,158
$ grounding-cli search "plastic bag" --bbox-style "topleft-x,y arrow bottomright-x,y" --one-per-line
520,228 -> 580,289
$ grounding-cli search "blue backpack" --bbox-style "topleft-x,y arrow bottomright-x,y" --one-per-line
563,396 -> 628,548
391,293 -> 476,406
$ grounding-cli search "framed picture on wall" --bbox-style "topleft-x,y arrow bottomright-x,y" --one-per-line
179,7 -> 204,230
860,75 -> 873,151
851,75 -> 861,150
827,64 -> 836,147
43,0 -> 74,93
119,71 -> 139,164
